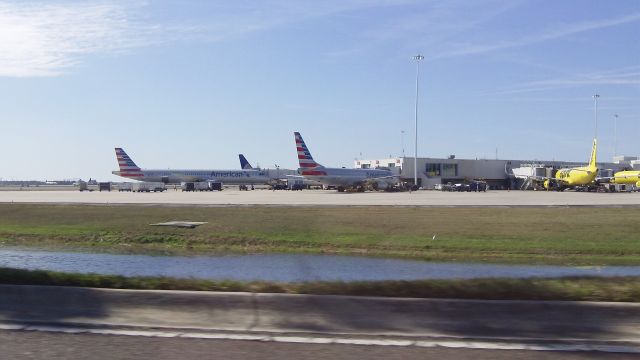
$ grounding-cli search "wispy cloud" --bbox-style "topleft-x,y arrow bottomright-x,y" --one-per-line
324,0 -> 519,59
0,1 -> 197,77
365,0 -> 519,44
198,0 -> 422,42
433,12 -> 640,60
3,1 -> 638,78
0,0 -> 421,77
490,66 -> 640,95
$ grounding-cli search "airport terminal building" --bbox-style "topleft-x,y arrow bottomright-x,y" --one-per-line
355,156 -> 638,189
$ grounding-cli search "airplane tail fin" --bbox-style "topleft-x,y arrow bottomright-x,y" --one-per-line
588,138 -> 597,170
294,132 -> 323,169
115,148 -> 143,176
239,154 -> 253,169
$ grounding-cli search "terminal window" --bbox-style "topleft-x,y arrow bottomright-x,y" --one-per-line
426,163 -> 458,177
425,163 -> 441,177
442,164 -> 458,177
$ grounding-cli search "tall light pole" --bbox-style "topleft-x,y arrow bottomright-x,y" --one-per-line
613,114 -> 618,158
413,54 -> 424,187
401,130 -> 405,157
592,94 -> 600,140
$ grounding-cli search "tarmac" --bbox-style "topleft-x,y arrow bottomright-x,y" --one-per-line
0,189 -> 639,206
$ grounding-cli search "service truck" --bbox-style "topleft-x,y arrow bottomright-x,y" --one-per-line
132,182 -> 166,192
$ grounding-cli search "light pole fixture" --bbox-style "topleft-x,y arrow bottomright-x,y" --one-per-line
412,54 -> 424,187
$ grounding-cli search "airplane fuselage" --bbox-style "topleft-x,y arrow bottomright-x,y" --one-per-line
112,169 -> 271,184
553,166 -> 598,186
611,170 -> 640,185
298,167 -> 395,187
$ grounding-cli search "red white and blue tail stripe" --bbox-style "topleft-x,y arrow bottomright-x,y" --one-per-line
115,148 -> 143,178
295,132 -> 322,169
294,132 -> 327,176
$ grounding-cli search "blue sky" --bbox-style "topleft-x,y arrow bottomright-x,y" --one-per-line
0,0 -> 638,180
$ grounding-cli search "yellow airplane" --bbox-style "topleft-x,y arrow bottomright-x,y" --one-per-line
532,139 -> 599,191
601,170 -> 640,188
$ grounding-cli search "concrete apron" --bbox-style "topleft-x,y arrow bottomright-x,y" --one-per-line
0,284 -> 639,352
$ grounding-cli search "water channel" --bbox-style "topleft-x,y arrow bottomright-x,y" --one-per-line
1,248 -> 639,282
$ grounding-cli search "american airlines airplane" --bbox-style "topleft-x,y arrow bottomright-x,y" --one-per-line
112,148 -> 271,185
294,132 -> 399,192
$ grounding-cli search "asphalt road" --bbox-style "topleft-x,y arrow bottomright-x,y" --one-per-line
1,285 -> 639,355
1,330 -> 636,360
3,285 -> 640,342
0,188 -> 639,206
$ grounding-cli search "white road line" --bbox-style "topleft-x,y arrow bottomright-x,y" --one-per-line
271,336 -> 334,344
180,333 -> 269,341
0,324 -> 26,331
333,338 -> 414,346
5,324 -> 639,354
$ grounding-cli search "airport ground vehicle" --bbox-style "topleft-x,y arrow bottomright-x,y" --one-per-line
77,180 -> 89,192
118,183 -> 132,192
287,178 -> 305,190
181,181 -> 222,192
98,182 -> 111,192
132,182 -> 166,192
437,181 -> 487,192
469,180 -> 488,192
597,183 -> 637,192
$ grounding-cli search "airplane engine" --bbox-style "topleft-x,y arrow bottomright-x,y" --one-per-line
636,180 -> 640,188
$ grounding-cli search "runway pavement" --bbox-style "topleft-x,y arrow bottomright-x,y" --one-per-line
0,189 -> 639,206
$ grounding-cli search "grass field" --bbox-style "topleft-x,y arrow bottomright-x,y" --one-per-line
2,267 -> 639,302
0,204 -> 639,265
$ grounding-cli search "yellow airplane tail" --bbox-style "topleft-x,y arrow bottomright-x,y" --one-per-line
588,138 -> 597,170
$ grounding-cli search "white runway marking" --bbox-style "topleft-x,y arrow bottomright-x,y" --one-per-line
2,323 -> 638,354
